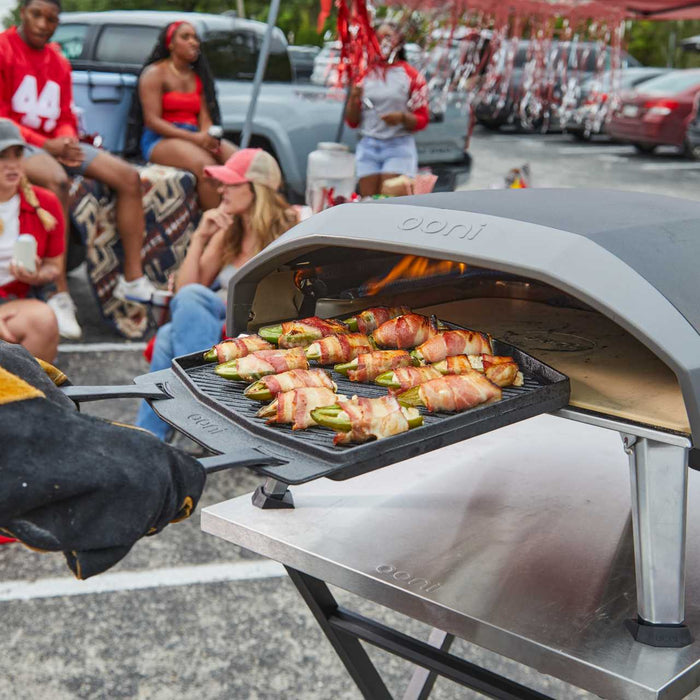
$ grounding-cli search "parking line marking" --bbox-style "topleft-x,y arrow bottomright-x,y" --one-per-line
58,342 -> 148,353
557,146 -> 632,156
640,162 -> 700,171
0,560 -> 286,602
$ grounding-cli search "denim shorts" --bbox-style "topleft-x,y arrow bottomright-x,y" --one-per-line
24,142 -> 100,175
141,123 -> 198,161
355,135 -> 418,179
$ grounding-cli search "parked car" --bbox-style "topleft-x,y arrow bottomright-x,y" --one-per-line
566,67 -> 669,140
683,92 -> 700,159
288,44 -> 320,83
54,12 -> 472,201
607,69 -> 700,154
472,40 -> 640,132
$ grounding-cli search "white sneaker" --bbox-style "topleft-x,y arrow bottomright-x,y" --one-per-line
113,274 -> 158,304
48,292 -> 82,340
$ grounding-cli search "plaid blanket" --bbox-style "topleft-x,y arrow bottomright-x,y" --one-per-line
69,164 -> 199,339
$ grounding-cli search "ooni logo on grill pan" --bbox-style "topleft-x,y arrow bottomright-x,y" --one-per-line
375,564 -> 442,594
187,413 -> 227,435
398,216 -> 487,240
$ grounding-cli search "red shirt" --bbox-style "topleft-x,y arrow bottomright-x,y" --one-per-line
162,74 -> 202,127
0,27 -> 78,147
0,186 -> 65,299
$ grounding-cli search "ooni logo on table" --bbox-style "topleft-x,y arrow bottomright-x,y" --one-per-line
375,564 -> 442,593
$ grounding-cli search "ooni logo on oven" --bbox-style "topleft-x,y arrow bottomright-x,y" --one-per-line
375,564 -> 442,593
398,216 -> 487,240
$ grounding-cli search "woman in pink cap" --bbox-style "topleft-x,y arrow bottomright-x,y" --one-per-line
136,148 -> 298,440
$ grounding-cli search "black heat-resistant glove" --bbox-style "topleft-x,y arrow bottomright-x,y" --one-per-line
0,342 -> 205,579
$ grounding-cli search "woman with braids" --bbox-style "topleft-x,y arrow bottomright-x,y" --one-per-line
0,120 -> 61,361
134,21 -> 237,210
136,149 -> 298,440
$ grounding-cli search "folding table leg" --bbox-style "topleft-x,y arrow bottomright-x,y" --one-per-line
285,567 -> 393,700
622,435 -> 693,647
402,629 -> 454,700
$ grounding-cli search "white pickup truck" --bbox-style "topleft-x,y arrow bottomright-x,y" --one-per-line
54,10 -> 472,202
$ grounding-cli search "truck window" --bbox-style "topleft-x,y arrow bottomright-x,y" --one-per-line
202,30 -> 292,83
52,23 -> 89,60
95,25 -> 160,66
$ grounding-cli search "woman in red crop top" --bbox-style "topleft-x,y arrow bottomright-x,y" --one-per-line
132,22 -> 237,210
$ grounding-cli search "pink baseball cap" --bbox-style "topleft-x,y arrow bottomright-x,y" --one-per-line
204,148 -> 282,190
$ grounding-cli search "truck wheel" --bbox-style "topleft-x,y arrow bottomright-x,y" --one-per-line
684,136 -> 700,160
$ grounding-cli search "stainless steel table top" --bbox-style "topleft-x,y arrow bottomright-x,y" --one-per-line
202,415 -> 700,700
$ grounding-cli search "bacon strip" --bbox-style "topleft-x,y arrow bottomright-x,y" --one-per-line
313,333 -> 373,364
279,317 -> 349,347
215,335 -> 272,363
372,314 -> 439,349
347,350 -> 412,382
261,369 -> 334,396
389,366 -> 442,392
415,330 -> 492,363
483,357 -> 522,388
354,306 -> 411,334
237,348 -> 308,377
418,372 -> 502,413
334,396 -> 410,445
274,387 -> 338,430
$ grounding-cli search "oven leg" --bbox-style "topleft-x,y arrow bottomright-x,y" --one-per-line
285,567 -> 393,700
251,478 -> 294,509
622,435 -> 693,647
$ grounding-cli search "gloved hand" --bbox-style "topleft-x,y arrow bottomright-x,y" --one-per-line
0,341 -> 206,579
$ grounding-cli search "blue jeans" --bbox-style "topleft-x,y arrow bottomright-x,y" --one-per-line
355,135 -> 418,179
136,284 -> 226,440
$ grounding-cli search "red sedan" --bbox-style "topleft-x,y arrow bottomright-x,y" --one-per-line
608,69 -> 700,154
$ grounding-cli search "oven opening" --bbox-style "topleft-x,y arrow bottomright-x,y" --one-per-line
245,246 -> 688,436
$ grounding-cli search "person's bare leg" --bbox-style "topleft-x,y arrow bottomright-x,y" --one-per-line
2,299 -> 59,362
23,152 -> 72,294
215,139 -> 238,162
359,174 -> 382,197
150,139 -> 220,211
84,152 -> 145,281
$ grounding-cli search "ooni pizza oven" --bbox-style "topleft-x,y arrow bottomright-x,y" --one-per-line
68,189 -> 700,646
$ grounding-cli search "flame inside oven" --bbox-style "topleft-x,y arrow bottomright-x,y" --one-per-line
361,255 -> 468,297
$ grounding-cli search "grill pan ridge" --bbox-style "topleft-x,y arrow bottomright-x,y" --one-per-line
168,322 -> 570,485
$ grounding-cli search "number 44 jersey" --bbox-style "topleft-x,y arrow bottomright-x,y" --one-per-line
0,26 -> 78,147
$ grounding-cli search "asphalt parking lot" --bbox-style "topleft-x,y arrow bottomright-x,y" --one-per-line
4,126 -> 700,699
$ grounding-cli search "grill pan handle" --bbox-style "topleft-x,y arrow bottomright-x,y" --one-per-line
198,449 -> 287,474
62,384 -> 171,403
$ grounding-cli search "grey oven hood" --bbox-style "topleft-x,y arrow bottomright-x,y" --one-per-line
228,188 -> 700,445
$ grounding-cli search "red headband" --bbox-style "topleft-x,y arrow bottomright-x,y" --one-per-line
165,21 -> 185,48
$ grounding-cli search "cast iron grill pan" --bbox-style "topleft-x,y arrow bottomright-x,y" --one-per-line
165,323 -> 570,485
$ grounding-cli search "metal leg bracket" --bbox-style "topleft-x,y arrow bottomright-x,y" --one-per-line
622,433 -> 693,647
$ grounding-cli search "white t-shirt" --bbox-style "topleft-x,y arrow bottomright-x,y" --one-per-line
0,195 -> 21,287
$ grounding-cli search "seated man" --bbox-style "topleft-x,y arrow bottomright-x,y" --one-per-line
0,119 -> 61,362
0,0 -> 157,340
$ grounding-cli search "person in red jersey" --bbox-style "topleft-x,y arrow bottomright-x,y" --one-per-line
0,0 -> 158,340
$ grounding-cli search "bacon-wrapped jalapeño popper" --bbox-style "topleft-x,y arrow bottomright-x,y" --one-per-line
343,306 -> 411,333
244,368 -> 336,402
374,365 -> 441,392
215,348 -> 307,382
203,335 -> 273,363
397,372 -> 502,412
334,350 -> 414,382
410,330 -> 493,364
370,313 -> 442,350
305,333 -> 374,364
311,395 -> 423,445
258,316 -> 349,348
257,387 -> 345,430
431,354 -> 524,388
